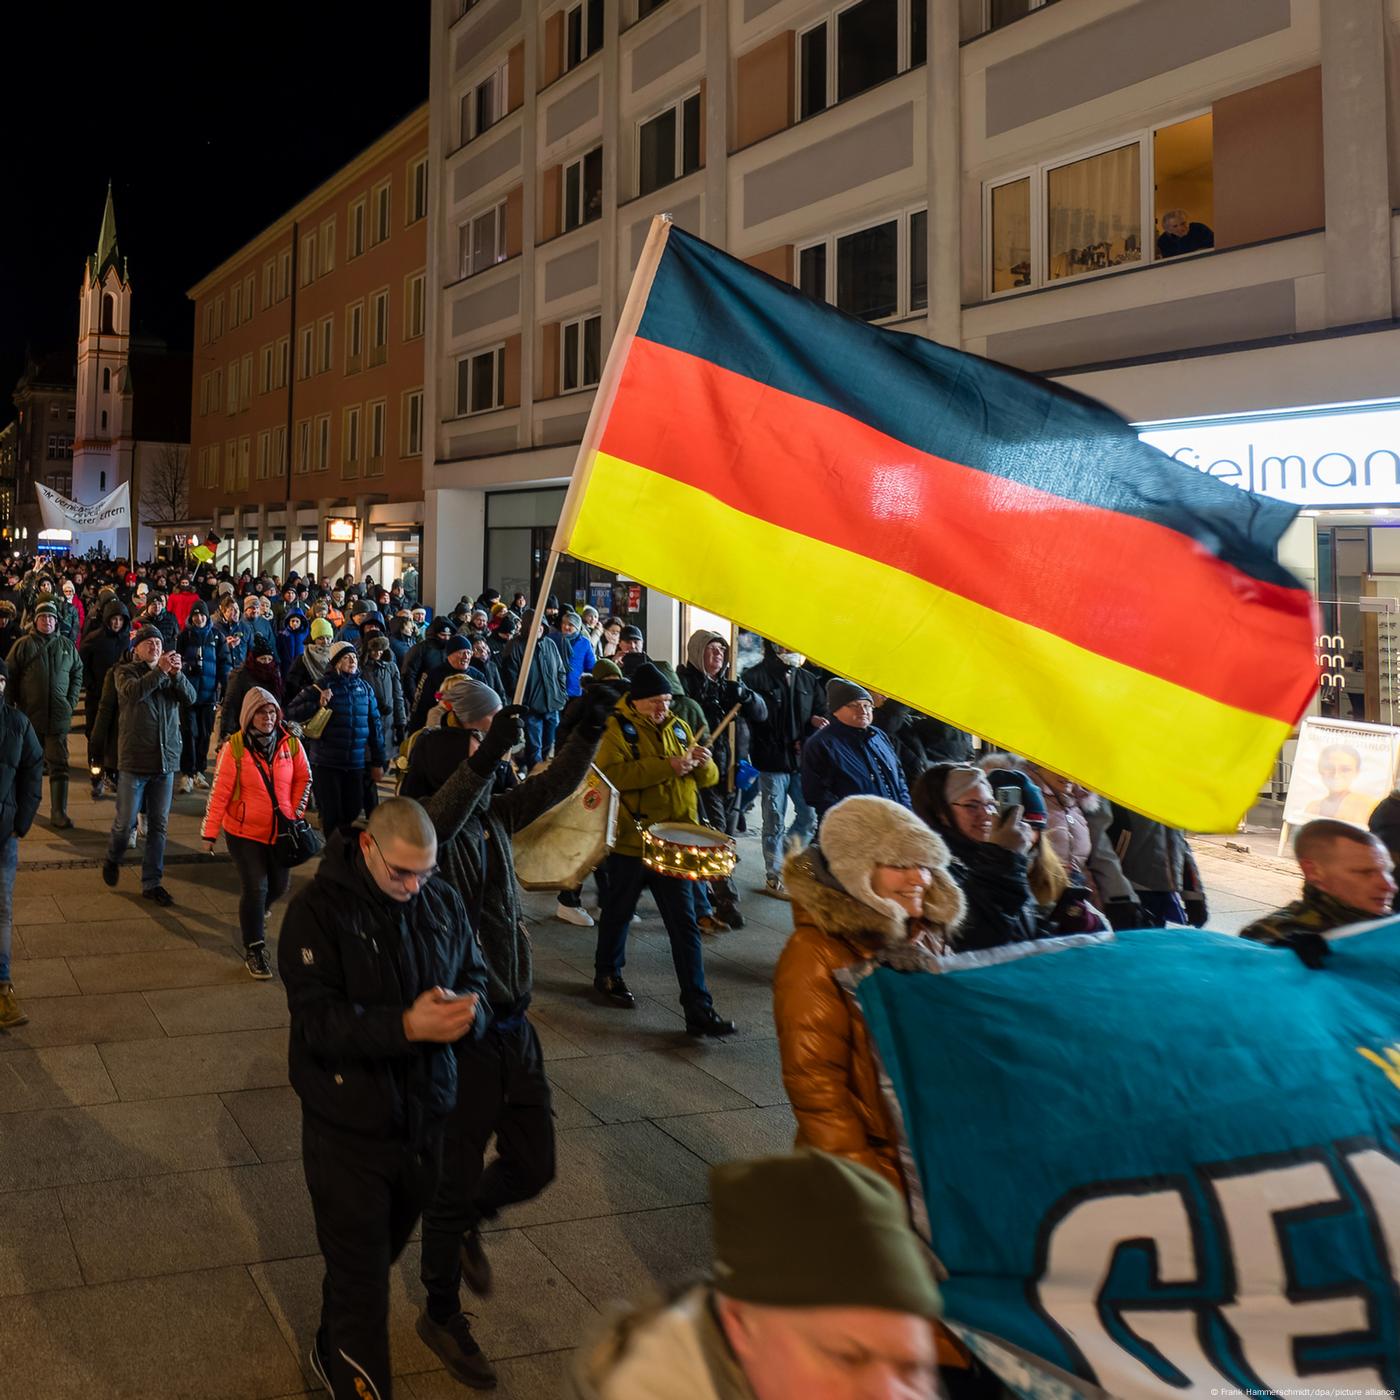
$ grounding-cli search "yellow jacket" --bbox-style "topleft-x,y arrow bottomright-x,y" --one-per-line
595,698 -> 718,857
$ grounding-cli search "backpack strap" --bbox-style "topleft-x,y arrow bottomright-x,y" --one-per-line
227,732 -> 244,805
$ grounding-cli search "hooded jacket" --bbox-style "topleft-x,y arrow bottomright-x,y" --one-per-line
78,598 -> 131,698
278,829 -> 492,1148
799,718 -> 910,817
678,631 -> 767,779
362,651 -> 407,733
218,656 -> 285,741
742,645 -> 826,775
177,616 -> 228,706
201,719 -> 311,844
112,657 -> 197,774
286,668 -> 385,771
277,609 -> 309,674
502,621 -> 568,716
6,625 -> 83,735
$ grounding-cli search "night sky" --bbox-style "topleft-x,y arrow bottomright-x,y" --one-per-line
0,2 -> 431,409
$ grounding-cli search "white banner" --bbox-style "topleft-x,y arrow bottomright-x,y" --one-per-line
35,481 -> 131,544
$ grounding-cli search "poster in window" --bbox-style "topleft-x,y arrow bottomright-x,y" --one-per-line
1281,717 -> 1400,829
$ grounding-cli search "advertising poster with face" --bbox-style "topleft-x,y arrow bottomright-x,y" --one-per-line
1282,717 -> 1400,828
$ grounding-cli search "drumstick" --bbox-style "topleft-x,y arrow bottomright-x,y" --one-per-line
698,703 -> 742,750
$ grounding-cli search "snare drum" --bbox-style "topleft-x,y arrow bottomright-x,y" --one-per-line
641,821 -> 738,881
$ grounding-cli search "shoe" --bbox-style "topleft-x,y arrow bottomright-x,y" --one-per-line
764,874 -> 790,901
127,826 -> 138,849
460,1228 -> 493,1296
177,775 -> 193,794
686,1008 -> 739,1039
307,1335 -> 332,1392
90,778 -> 104,801
0,981 -> 27,1029
193,772 -> 210,790
697,914 -> 728,935
554,899 -> 594,927
245,941 -> 273,980
593,975 -> 636,1008
49,778 -> 72,828
416,1309 -> 498,1390
143,886 -> 174,908
101,859 -> 119,888
715,904 -> 746,930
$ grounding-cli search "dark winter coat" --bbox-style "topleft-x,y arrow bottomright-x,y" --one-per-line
55,598 -> 81,643
277,610 -> 309,675
942,835 -> 1044,951
112,659 -> 197,774
285,640 -> 333,698
468,656 -> 505,699
0,699 -> 43,840
402,637 -> 449,704
362,656 -> 407,733
88,669 -> 121,771
6,628 -> 83,735
244,613 -> 278,652
78,599 -> 131,699
873,702 -> 974,787
213,614 -> 251,672
218,658 -> 285,741
502,633 -> 568,717
286,670 -> 385,771
278,830 -> 491,1148
678,650 -> 767,779
800,719 -> 910,817
403,720 -> 601,1012
407,661 -> 474,735
177,621 -> 228,706
743,648 -> 826,774
139,609 -> 180,652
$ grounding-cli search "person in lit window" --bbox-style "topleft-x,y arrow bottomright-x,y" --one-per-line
1156,208 -> 1214,259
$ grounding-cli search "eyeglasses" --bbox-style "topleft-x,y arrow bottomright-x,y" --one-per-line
952,800 -> 997,814
368,833 -> 437,885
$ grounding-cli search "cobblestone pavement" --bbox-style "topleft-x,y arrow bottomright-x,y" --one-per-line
0,741 -> 1298,1398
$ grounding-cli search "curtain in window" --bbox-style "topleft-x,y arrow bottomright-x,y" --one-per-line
1047,144 -> 1140,282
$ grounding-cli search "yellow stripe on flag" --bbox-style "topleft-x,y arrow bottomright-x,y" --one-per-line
565,451 -> 1288,830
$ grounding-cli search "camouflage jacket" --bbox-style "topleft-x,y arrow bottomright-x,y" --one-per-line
1239,884 -> 1377,946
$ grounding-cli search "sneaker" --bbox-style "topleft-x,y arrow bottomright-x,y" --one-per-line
554,900 -> 594,927
764,874 -> 791,901
127,826 -> 138,849
592,975 -> 636,1008
142,886 -> 174,908
101,859 -> 119,888
686,1008 -> 739,1039
245,942 -> 274,980
193,772 -> 210,790
697,914 -> 728,935
307,1335 -> 332,1392
460,1228 -> 493,1296
0,981 -> 27,1029
415,1309 -> 498,1390
177,775 -> 194,795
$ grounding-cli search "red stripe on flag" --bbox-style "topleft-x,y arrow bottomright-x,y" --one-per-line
599,337 -> 1315,724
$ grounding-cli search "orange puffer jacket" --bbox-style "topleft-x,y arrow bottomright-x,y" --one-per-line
201,730 -> 311,844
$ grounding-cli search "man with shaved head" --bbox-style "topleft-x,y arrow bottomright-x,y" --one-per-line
279,797 -> 492,1398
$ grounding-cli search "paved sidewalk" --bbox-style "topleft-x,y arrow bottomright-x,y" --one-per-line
0,743 -> 1299,1398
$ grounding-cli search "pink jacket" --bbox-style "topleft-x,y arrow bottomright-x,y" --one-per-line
201,730 -> 311,844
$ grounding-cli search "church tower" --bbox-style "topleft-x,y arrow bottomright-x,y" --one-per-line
71,182 -> 134,505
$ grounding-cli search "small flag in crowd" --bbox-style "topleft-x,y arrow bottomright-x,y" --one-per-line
190,530 -> 220,565
553,219 -> 1318,829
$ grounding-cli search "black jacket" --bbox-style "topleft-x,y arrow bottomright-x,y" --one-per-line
112,660 -> 197,774
873,702 -> 975,787
943,830 -> 1043,951
500,632 -> 568,717
742,648 -> 826,774
677,661 -> 767,781
278,830 -> 492,1147
402,638 -> 450,705
79,599 -> 131,699
0,700 -> 43,840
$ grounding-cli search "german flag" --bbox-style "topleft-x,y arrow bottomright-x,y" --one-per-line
557,220 -> 1318,829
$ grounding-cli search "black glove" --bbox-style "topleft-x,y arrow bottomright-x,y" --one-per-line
469,704 -> 526,776
1184,893 -> 1209,929
1104,899 -> 1147,932
1285,931 -> 1331,970
577,681 -> 628,739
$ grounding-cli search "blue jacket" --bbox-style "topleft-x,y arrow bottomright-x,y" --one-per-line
800,720 -> 911,818
177,622 -> 228,706
245,613 -> 278,653
287,671 -> 385,771
213,615 -> 251,672
278,610 -> 309,675
557,631 -> 596,698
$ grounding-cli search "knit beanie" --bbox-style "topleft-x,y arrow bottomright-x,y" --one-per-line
189,601 -> 208,621
591,657 -> 623,682
325,641 -> 356,670
34,601 -> 58,620
827,677 -> 872,711
309,618 -> 334,642
710,1151 -> 941,1318
239,686 -> 281,732
439,675 -> 501,727
618,624 -> 644,643
627,662 -> 672,702
132,625 -> 163,647
443,634 -> 471,658
818,796 -> 956,926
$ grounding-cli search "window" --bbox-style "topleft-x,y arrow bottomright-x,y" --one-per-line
244,273 -> 255,317
346,301 -> 364,370
279,249 -> 292,300
101,294 -> 116,334
263,259 -> 276,308
563,147 -> 603,230
199,374 -> 209,417
226,362 -> 239,416
638,93 -> 701,197
343,405 -> 362,476
231,281 -> 243,327
297,419 -> 312,473
1046,143 -> 1141,282
319,315 -> 334,373
566,0 -> 603,69
797,209 -> 925,322
409,156 -> 429,222
257,430 -> 272,480
102,367 -> 110,393
321,216 -> 336,273
404,389 -> 424,456
987,177 -> 1032,292
260,345 -> 274,394
369,289 -> 390,365
273,424 -> 287,477
638,0 -> 669,16
316,414 -> 331,470
456,345 -> 507,415
968,0 -> 1053,38
214,297 -> 225,337
367,400 -> 386,474
300,325 -> 315,380
561,313 -> 602,392
799,0 -> 918,119
349,197 -> 367,258
465,62 -> 508,144
301,233 -> 317,285
213,368 -> 223,413
241,354 -> 253,409
458,201 -> 508,277
277,336 -> 291,389
372,179 -> 392,245
224,440 -> 237,490
238,436 -> 251,489
405,271 -> 426,339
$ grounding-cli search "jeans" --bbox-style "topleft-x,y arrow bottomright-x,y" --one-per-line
313,765 -> 366,839
181,702 -> 216,777
759,770 -> 816,878
107,772 -> 174,890
420,1019 -> 555,1323
522,711 -> 557,769
0,836 -> 17,982
595,853 -> 712,1016
225,832 -> 291,950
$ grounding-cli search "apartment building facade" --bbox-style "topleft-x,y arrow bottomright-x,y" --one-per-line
187,107 -> 429,586
428,0 -> 1400,676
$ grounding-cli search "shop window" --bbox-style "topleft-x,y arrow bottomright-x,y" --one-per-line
458,201 -> 508,278
638,93 -> 701,197
561,313 -> 602,392
1152,113 -> 1215,259
564,147 -> 603,230
456,345 -> 507,416
566,0 -> 603,69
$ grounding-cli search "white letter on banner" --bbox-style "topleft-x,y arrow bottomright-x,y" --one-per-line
1038,1189 -> 1221,1395
1346,1146 -> 1400,1290
1216,1162 -> 1382,1393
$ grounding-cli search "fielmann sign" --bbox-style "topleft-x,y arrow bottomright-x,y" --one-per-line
1136,398 -> 1400,509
